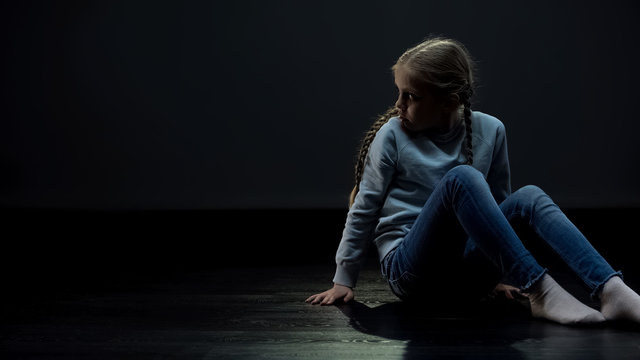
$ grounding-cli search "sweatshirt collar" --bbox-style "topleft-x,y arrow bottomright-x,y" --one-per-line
423,114 -> 465,143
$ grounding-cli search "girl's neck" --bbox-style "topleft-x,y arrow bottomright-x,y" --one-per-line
432,108 -> 464,134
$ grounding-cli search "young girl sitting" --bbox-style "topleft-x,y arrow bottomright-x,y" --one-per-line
306,36 -> 640,326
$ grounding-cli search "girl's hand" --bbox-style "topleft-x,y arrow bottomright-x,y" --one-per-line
305,283 -> 354,305
493,283 -> 523,300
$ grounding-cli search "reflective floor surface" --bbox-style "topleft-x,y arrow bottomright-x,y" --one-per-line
1,260 -> 639,359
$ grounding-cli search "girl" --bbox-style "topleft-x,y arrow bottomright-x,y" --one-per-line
306,36 -> 640,326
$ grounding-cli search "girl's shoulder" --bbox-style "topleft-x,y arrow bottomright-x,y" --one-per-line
471,111 -> 505,131
382,116 -> 415,142
471,111 -> 506,139
372,116 -> 407,142
367,116 -> 411,154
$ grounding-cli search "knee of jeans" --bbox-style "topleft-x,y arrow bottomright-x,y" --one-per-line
441,165 -> 486,205
516,184 -> 544,196
444,164 -> 483,184
506,184 -> 556,220
512,185 -> 552,206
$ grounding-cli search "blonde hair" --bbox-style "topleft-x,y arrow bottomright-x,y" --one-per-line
349,36 -> 476,207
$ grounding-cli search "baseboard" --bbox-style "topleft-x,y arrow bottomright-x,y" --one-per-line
0,207 -> 637,295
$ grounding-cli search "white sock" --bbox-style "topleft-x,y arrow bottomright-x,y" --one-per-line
599,276 -> 640,323
526,274 -> 605,325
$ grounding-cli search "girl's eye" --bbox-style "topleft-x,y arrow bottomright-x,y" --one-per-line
406,93 -> 419,101
395,86 -> 419,101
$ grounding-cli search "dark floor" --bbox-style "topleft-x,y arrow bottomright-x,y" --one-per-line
1,258 -> 639,359
1,208 -> 639,359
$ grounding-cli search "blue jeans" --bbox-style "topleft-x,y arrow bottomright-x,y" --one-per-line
381,165 -> 620,302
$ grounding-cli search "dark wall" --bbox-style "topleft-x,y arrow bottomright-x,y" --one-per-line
2,0 -> 640,210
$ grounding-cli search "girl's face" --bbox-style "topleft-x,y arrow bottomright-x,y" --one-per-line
394,64 -> 456,133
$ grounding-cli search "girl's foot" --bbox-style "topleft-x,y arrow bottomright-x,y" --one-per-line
526,274 -> 605,325
599,276 -> 640,323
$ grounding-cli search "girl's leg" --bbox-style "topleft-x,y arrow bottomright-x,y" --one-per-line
498,185 -> 620,298
390,166 -> 545,291
385,165 -> 604,324
497,185 -> 640,323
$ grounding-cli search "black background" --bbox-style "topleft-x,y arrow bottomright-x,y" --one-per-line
2,0 -> 640,210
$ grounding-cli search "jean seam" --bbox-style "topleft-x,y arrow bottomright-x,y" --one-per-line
522,267 -> 548,292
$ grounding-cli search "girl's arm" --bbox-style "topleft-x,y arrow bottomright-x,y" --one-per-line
332,125 -> 398,289
487,121 -> 511,203
307,122 -> 398,304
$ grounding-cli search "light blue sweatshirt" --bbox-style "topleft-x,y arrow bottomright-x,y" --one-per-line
333,111 -> 511,288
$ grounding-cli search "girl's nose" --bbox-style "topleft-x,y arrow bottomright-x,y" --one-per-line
395,97 -> 406,110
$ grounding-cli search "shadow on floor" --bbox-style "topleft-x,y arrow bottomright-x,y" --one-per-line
336,297 -> 640,359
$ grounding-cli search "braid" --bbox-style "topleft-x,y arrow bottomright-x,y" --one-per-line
348,105 -> 399,207
462,89 -> 473,165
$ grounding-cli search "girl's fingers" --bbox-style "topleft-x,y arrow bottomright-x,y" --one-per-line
307,288 -> 352,305
344,291 -> 354,302
307,292 -> 328,303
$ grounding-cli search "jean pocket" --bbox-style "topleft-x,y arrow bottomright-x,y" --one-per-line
388,270 -> 420,300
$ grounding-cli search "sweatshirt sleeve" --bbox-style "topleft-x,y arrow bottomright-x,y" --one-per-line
332,125 -> 397,288
486,121 -> 511,204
